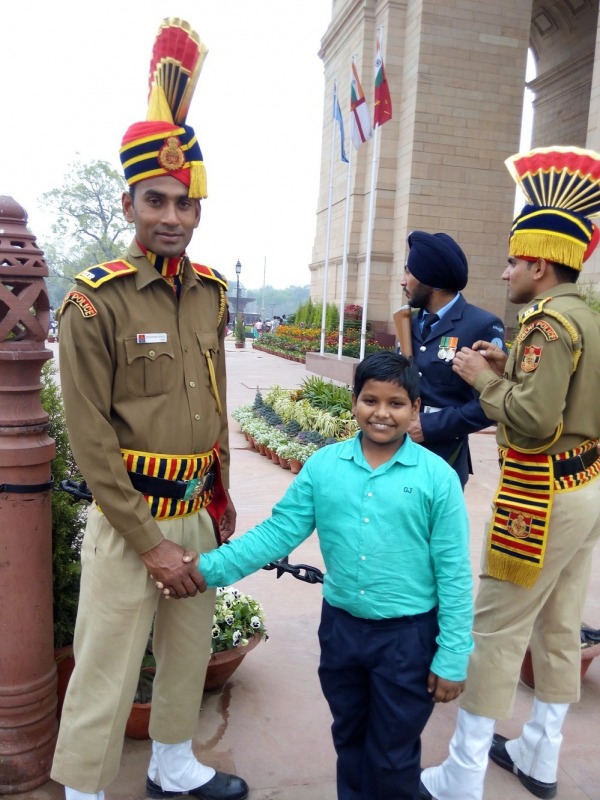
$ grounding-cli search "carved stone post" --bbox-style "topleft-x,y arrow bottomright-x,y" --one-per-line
0,196 -> 57,793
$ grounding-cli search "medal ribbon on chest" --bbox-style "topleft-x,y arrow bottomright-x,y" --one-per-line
438,336 -> 458,360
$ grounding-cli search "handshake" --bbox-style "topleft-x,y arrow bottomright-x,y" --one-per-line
155,549 -> 203,599
142,540 -> 208,600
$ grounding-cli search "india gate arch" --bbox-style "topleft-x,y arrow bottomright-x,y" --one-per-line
309,0 -> 600,342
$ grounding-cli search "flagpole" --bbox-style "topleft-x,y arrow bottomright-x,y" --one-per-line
359,129 -> 380,361
359,25 -> 390,361
320,82 -> 339,356
337,147 -> 352,359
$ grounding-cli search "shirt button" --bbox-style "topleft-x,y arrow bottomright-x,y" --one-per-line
364,518 -> 369,523
420,345 -> 426,352
194,414 -> 201,421
361,555 -> 366,561
360,590 -> 365,595
367,492 -> 373,497
184,346 -> 189,352
190,381 -> 196,388
148,350 -> 156,357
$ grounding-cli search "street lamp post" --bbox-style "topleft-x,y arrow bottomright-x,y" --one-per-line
235,259 -> 242,334
235,259 -> 242,317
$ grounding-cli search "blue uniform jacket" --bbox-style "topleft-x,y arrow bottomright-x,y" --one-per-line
411,294 -> 505,486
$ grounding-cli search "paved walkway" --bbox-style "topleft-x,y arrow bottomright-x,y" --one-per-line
18,340 -> 600,800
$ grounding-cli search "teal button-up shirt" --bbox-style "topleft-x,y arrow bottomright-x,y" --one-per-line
201,433 -> 474,680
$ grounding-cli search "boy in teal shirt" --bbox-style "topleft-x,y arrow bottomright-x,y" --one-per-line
162,352 -> 473,799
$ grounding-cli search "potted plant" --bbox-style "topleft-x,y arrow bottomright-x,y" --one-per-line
284,441 -> 319,473
234,315 -> 246,348
205,586 -> 268,691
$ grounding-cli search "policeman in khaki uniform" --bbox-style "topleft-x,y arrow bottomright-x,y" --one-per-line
51,19 -> 248,800
420,146 -> 600,800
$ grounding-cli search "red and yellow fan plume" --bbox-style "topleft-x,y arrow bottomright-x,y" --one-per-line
147,17 -> 208,125
505,146 -> 600,218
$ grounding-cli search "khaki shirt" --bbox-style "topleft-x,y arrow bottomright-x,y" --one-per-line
58,241 -> 230,554
473,284 -> 600,454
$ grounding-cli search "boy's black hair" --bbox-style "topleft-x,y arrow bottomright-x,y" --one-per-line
353,351 -> 420,402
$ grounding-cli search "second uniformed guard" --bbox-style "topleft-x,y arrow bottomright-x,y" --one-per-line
420,145 -> 600,800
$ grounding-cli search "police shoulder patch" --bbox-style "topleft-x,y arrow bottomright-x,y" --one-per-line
75,260 -> 137,289
517,319 -> 558,343
191,263 -> 228,291
62,291 -> 97,318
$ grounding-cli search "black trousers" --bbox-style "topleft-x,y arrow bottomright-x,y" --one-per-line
318,600 -> 439,800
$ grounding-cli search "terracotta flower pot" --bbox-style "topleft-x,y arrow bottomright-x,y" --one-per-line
279,457 -> 290,469
289,458 -> 302,474
257,444 -> 267,455
125,700 -> 152,739
204,636 -> 261,692
270,451 -> 280,465
520,642 -> 600,689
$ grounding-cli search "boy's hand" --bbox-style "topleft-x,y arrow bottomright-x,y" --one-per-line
427,671 -> 465,703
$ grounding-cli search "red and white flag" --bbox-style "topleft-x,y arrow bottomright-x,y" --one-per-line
350,61 -> 373,149
373,34 -> 392,128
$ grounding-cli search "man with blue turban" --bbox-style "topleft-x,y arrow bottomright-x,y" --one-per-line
400,230 -> 505,487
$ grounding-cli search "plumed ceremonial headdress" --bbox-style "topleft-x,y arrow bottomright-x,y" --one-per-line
506,146 -> 600,271
120,18 -> 208,198
406,231 -> 468,291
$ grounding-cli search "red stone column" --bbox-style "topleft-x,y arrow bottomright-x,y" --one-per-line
0,197 -> 57,793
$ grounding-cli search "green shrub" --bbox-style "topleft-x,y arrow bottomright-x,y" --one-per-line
41,362 -> 85,648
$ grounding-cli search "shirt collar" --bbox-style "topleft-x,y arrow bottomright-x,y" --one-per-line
428,291 -> 460,320
341,431 -> 420,470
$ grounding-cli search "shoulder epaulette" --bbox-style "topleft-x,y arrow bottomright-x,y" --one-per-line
518,297 -> 553,325
191,263 -> 228,291
75,260 -> 137,289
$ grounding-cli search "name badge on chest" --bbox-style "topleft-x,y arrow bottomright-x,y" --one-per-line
438,336 -> 458,361
136,333 -> 168,344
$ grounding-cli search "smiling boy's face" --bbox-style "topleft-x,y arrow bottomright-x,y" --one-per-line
352,378 -> 420,455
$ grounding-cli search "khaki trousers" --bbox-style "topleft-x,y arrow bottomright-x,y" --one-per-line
51,506 -> 217,793
460,476 -> 600,720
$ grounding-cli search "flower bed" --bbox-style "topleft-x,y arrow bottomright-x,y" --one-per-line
232,379 -> 358,468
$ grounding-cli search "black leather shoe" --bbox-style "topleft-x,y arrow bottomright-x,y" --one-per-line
489,734 -> 557,799
146,771 -> 249,800
418,778 -> 435,799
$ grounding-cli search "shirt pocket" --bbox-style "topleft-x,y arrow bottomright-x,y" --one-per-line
195,332 -> 220,358
123,337 -> 176,397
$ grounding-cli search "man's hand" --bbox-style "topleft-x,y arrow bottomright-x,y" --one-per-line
427,672 -> 465,703
471,340 -> 507,378
407,416 -> 424,443
452,346 -> 496,386
218,490 -> 237,543
142,540 -> 206,599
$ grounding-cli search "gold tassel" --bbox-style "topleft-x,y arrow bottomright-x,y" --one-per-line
510,231 -> 584,271
487,551 -> 540,589
188,162 -> 207,199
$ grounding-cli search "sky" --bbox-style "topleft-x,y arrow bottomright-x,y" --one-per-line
1,1 -> 332,290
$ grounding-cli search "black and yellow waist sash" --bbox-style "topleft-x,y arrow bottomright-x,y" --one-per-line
488,440 -> 600,588
122,446 -> 217,521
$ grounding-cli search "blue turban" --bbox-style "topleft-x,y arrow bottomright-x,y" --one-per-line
407,231 -> 468,291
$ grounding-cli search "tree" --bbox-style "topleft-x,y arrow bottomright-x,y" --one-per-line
40,159 -> 131,307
